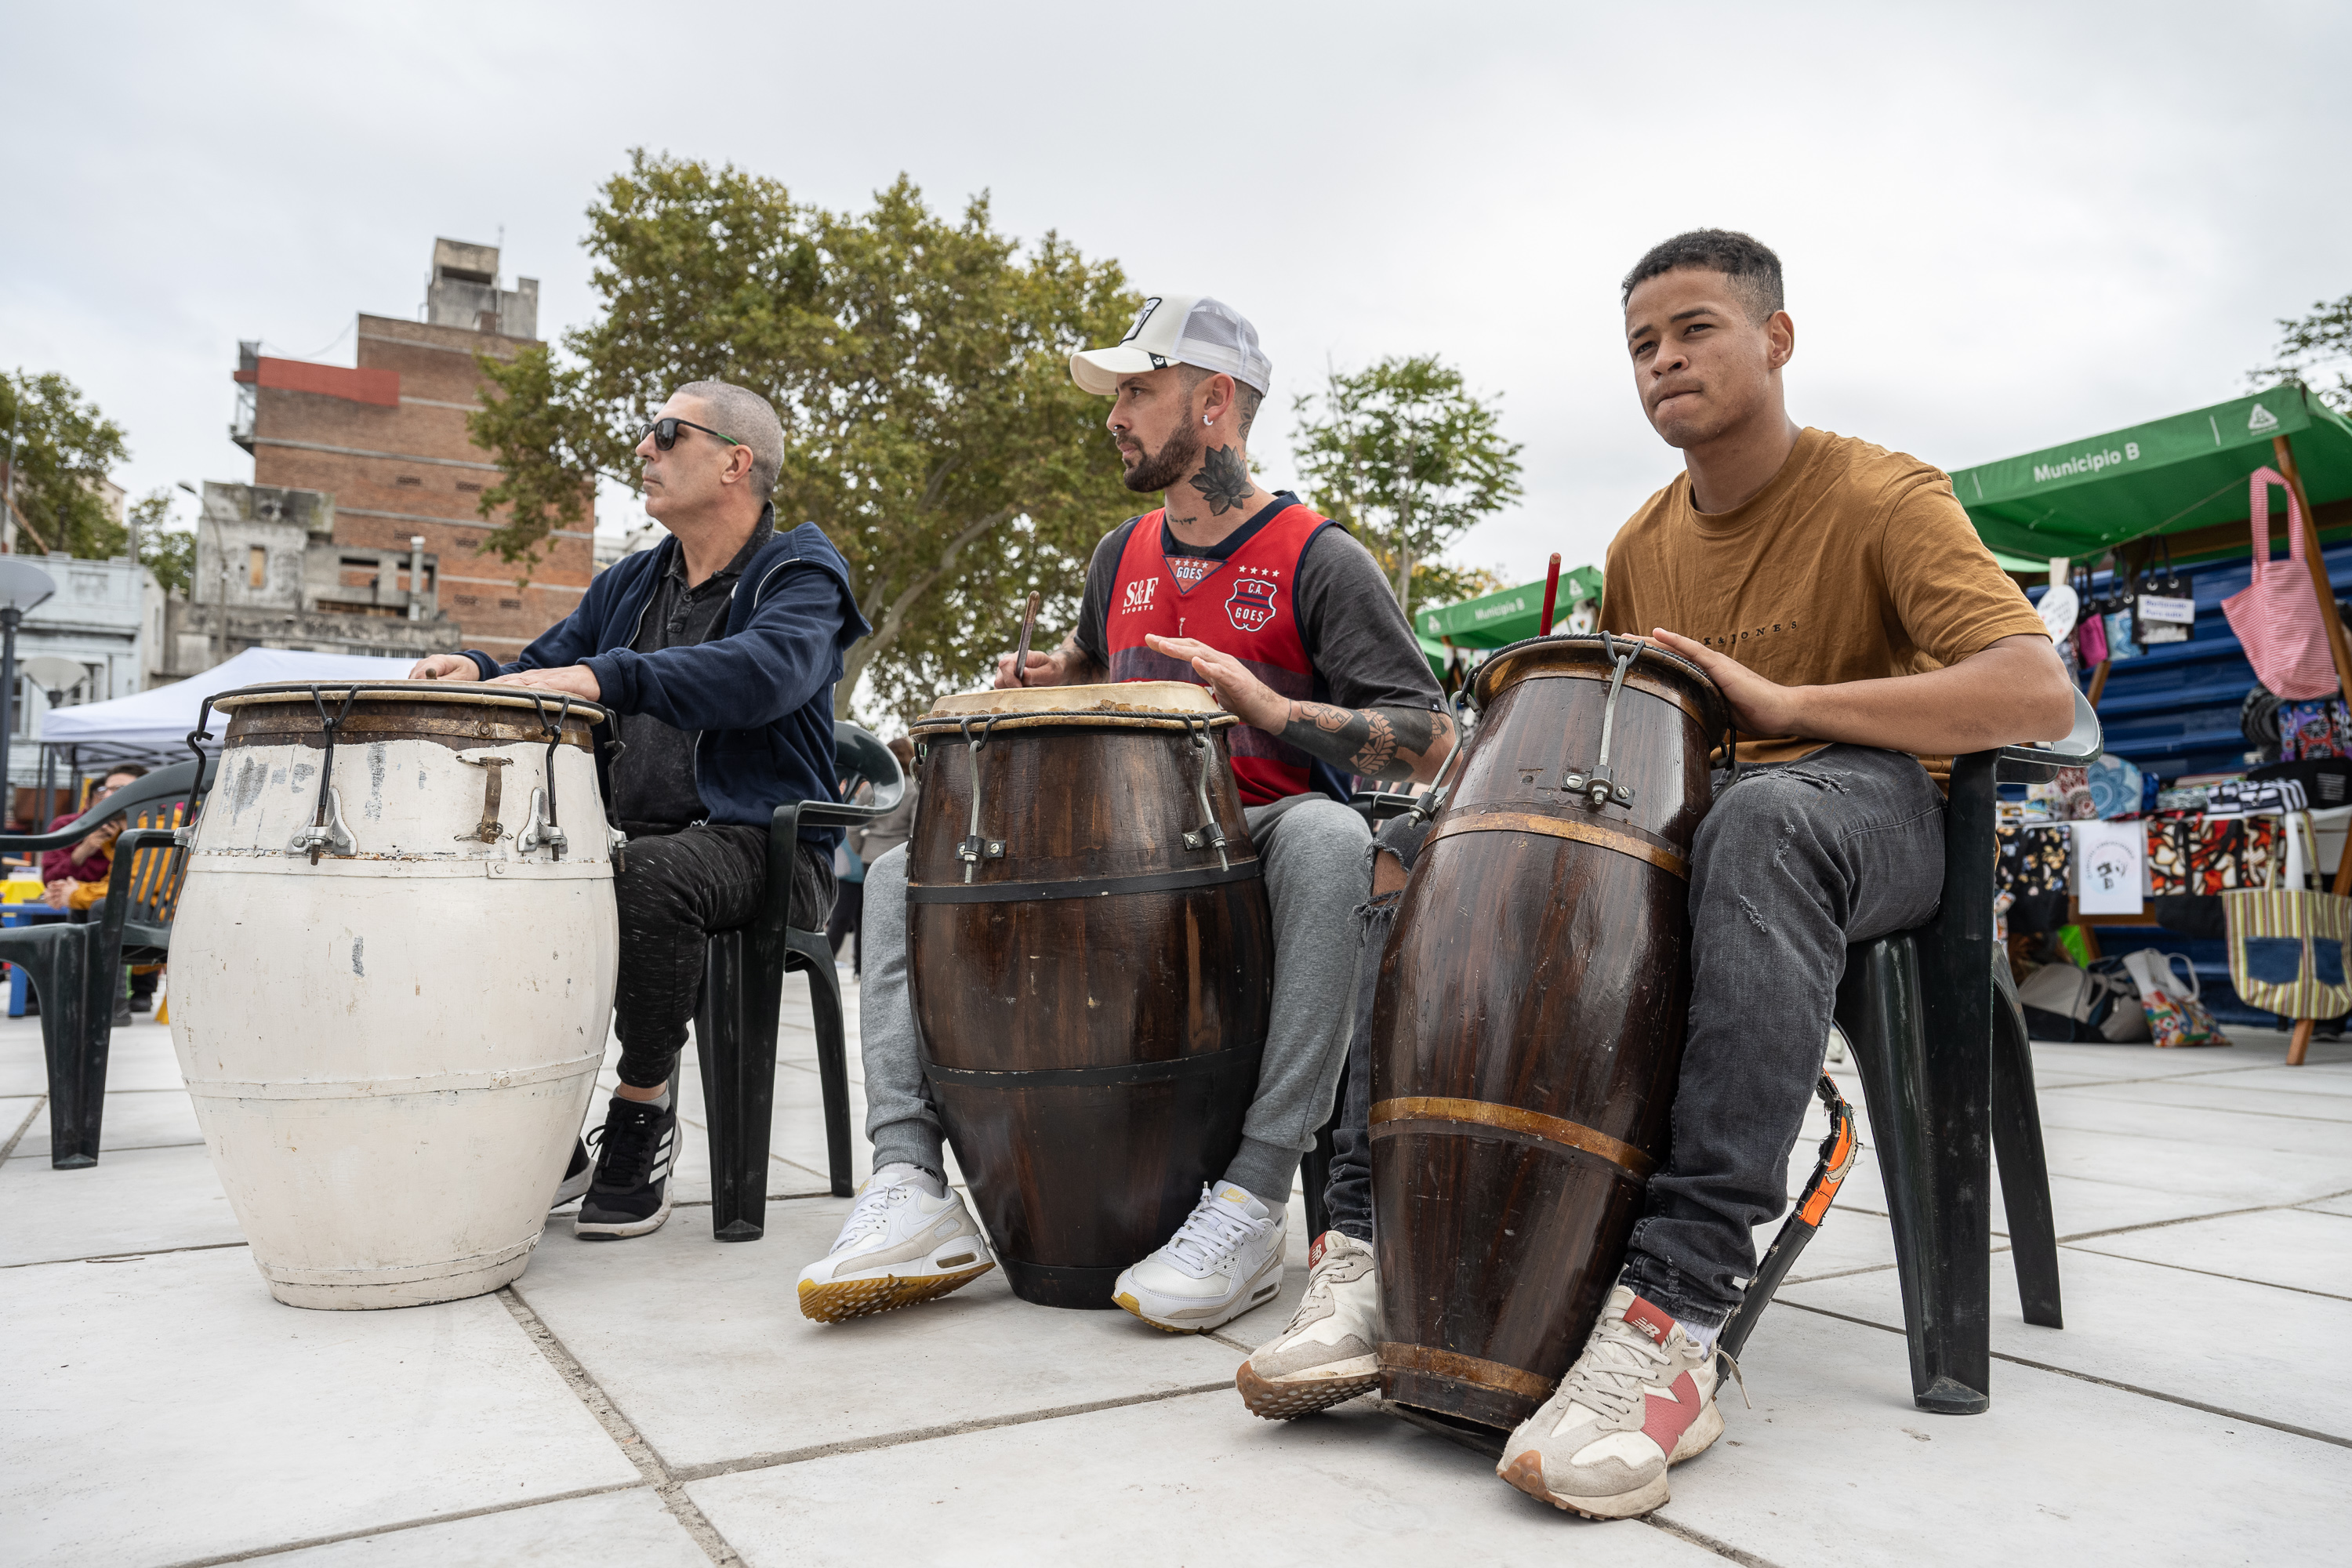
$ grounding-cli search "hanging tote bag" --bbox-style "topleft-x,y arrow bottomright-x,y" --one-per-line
2221,466 -> 2340,700
2120,948 -> 2232,1048
2222,816 -> 2352,1020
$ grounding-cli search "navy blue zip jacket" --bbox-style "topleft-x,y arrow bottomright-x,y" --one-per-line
461,513 -> 869,844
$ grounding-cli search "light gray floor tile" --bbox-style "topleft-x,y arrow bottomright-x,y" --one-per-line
0,1140 -> 243,1265
1651,1298 -> 2343,1566
2031,1088 -> 2352,1157
2206,1062 -> 2352,1098
2297,1191 -> 2352,1218
251,1486 -> 702,1566
1753,1207 -> 1899,1284
0,1092 -> 38,1147
510,1197 -> 1254,1473
0,1247 -> 636,1567
0,1016 -> 185,1096
2020,1041 -> 2272,1079
2036,1125 -> 2352,1217
2063,1207 -> 2352,1300
688,1392 -> 1720,1568
2049,1074 -> 2352,1124
1778,1247 -> 2351,1441
12,1087 -> 202,1159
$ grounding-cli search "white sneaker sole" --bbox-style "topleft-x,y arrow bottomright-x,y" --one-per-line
798,1259 -> 995,1323
1236,1352 -> 1378,1419
1498,1399 -> 1725,1519
574,1185 -> 674,1240
1113,1248 -> 1286,1334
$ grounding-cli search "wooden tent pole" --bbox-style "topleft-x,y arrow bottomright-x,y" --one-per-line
2276,431 -> 2344,1067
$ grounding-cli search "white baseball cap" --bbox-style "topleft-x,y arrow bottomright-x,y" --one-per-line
1069,294 -> 1272,397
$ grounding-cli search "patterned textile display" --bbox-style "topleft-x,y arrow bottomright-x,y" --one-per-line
2027,766 -> 2098,821
1996,823 -> 2071,898
2144,816 -> 2281,897
2279,698 -> 2352,761
2204,779 -> 2308,816
2223,887 -> 2352,1020
2085,754 -> 2145,819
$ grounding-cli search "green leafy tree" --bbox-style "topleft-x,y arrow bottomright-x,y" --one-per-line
470,151 -> 1143,724
130,489 -> 196,597
1289,354 -> 1523,618
1,370 -> 131,558
2251,292 -> 2352,412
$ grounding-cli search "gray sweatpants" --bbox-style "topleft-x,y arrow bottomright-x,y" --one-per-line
860,795 -> 1373,1210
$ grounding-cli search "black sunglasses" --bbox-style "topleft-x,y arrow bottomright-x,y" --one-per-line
637,416 -> 742,451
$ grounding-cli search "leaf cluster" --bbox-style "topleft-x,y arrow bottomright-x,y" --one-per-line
2249,293 -> 2352,413
470,152 -> 1144,724
1,370 -> 132,559
1289,354 -> 1523,612
130,490 -> 196,597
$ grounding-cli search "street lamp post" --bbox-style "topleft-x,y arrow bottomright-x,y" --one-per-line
0,558 -> 58,827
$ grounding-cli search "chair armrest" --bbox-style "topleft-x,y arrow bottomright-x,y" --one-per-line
0,804 -> 131,855
96,829 -> 180,953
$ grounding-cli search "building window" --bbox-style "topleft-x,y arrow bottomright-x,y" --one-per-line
396,475 -> 423,488
455,481 -> 482,493
248,546 -> 267,589
499,598 -> 521,610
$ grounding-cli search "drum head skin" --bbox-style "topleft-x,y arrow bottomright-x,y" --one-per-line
926,681 -> 1223,718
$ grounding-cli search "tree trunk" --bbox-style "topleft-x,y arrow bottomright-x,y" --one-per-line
834,505 -> 1016,719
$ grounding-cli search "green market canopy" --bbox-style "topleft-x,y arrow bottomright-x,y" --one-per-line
1952,384 -> 2352,561
1414,564 -> 1605,666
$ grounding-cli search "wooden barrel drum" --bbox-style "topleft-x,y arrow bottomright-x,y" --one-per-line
170,682 -> 616,1310
1373,635 -> 1730,1429
906,682 -> 1272,1309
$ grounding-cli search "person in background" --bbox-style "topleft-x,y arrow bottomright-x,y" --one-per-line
829,736 -> 917,975
42,766 -> 147,912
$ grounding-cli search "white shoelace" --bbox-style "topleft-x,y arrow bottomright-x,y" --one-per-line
835,1184 -> 914,1250
1163,1192 -> 1267,1277
1559,1316 -> 1672,1425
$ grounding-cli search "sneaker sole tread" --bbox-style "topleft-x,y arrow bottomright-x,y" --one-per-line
573,1189 -> 674,1240
1235,1358 -> 1377,1419
798,1262 -> 994,1323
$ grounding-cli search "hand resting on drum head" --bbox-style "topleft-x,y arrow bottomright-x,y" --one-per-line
410,653 -> 604,705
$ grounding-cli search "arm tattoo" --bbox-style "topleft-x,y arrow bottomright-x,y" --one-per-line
1189,444 -> 1254,515
1282,702 -> 1449,782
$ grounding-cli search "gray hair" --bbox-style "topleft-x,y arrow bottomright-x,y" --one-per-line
673,379 -> 785,499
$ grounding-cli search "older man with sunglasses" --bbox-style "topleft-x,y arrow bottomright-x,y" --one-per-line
410,379 -> 867,1239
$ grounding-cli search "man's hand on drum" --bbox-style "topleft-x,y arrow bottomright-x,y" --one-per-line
407,654 -> 481,681
487,665 -> 604,702
993,648 -> 1067,689
1143,635 -> 1287,730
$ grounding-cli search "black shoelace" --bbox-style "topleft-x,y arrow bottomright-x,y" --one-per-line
586,1102 -> 667,1189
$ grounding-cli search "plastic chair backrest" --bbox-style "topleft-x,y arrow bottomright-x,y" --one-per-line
2,758 -> 212,851
1995,688 -> 2105,783
832,722 -> 905,817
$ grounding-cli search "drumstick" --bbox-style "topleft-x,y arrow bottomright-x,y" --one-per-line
1539,553 -> 1562,636
1013,590 -> 1041,687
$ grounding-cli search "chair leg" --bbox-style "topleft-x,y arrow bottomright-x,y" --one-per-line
1835,936 -> 1991,1415
695,929 -> 780,1242
1991,958 -> 2063,1329
788,929 -> 854,1199
25,934 -> 102,1168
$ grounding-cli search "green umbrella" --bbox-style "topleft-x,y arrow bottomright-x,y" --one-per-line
1953,383 -> 2352,561
1414,564 -> 1606,653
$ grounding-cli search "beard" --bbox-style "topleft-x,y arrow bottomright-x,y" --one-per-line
1119,418 -> 1202,494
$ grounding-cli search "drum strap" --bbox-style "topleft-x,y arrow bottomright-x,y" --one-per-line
909,861 -> 1261,904
1425,811 -> 1687,880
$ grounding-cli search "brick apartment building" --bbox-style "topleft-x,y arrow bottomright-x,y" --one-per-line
228,238 -> 592,657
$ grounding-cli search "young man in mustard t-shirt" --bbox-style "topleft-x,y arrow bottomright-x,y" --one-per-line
1238,230 -> 2073,1519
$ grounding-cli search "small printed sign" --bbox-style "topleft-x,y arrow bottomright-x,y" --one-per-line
2074,822 -> 2145,916
2138,594 -> 2195,625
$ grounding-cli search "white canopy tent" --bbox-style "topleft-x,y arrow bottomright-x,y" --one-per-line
39,648 -> 420,754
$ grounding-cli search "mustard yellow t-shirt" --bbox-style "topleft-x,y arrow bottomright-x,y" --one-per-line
1598,427 -> 2049,773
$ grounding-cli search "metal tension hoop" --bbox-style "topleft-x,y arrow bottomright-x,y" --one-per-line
1563,630 -> 1638,810
955,715 -> 1006,884
1178,715 -> 1231,871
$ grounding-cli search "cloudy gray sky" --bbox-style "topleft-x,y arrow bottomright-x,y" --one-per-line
8,0 -> 2347,591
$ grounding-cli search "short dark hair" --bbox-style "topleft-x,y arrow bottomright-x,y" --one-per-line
1621,229 -> 1784,322
1180,365 -> 1266,439
103,765 -> 147,783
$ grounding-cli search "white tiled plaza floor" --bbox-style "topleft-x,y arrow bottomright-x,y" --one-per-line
4,980 -> 2347,1566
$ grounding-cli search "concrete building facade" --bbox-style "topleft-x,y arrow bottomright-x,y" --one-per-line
229,238 -> 592,658
2,552 -> 150,805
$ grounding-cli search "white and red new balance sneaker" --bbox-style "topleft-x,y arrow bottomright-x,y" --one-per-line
1497,1285 -> 1723,1519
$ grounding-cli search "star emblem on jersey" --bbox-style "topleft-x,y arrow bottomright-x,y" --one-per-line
1227,576 -> 1279,633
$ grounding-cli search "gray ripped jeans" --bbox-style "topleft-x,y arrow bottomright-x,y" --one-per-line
1325,746 -> 1945,1328
858,794 -> 1373,1209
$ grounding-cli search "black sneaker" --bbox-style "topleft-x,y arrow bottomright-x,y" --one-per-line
550,1138 -> 593,1210
574,1098 -> 677,1240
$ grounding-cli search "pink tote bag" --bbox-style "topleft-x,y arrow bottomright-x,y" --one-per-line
2222,466 -> 2339,700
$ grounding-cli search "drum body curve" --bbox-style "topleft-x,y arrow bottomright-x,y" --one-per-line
170,684 -> 615,1310
906,684 -> 1272,1309
1373,637 -> 1728,1428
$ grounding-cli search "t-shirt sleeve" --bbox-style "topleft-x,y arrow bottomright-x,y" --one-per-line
1072,522 -> 1134,670
1296,526 -> 1446,712
1878,474 -> 2050,665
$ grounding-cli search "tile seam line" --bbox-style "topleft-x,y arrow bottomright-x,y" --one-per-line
668,1381 -> 1237,1483
2038,1096 -> 2352,1128
2,1238 -> 249,1270
0,1095 -> 42,1162
1644,1512 -> 1791,1568
2057,1243 -> 2352,1301
153,1481 -> 649,1568
1773,1299 -> 2352,1450
498,1282 -> 746,1566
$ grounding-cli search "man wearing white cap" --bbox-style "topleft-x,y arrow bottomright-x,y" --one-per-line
797,295 -> 1456,1332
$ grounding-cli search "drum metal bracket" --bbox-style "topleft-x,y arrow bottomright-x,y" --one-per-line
1178,717 -> 1232,871
1568,633 -> 1640,810
289,788 -> 356,861
516,788 -> 568,859
955,716 -> 1007,883
456,756 -> 514,844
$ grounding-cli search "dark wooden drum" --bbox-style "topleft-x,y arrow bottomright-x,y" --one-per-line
1372,633 -> 1730,1430
906,681 -> 1273,1309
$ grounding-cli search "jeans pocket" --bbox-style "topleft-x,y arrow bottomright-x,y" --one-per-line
2245,936 -> 2306,985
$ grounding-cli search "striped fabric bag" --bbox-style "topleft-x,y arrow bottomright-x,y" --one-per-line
2223,887 -> 2352,1021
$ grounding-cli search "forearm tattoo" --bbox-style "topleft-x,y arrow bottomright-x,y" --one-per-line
1281,702 -> 1450,782
1189,445 -> 1254,515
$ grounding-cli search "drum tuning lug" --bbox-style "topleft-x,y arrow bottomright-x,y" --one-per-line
516,789 -> 568,859
608,826 -> 629,873
289,788 -> 356,862
957,836 -> 1006,865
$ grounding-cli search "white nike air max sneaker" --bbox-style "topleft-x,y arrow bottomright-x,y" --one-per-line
1236,1229 -> 1381,1417
1113,1182 -> 1286,1333
1497,1284 -> 1725,1519
796,1164 -> 996,1323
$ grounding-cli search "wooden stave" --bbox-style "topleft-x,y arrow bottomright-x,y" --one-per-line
1373,640 -> 1721,1428
907,724 -> 1272,1308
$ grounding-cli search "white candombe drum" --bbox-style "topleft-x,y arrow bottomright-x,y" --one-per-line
170,681 -> 617,1310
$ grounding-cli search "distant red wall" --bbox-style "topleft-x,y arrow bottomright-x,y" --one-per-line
234,358 -> 400,408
